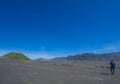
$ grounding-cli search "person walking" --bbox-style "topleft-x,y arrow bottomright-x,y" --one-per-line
109,60 -> 116,75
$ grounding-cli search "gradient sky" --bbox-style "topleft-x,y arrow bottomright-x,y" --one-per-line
0,0 -> 120,59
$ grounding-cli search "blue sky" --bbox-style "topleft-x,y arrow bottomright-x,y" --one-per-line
0,0 -> 120,59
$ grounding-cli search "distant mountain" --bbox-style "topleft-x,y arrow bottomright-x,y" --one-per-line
2,52 -> 31,61
52,52 -> 120,61
51,57 -> 67,61
34,58 -> 49,61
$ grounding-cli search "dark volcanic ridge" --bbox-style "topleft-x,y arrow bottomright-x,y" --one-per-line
51,52 -> 120,61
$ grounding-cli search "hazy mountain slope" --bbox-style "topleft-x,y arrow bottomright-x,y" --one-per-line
52,52 -> 120,61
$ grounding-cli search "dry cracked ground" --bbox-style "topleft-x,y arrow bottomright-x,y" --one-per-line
0,58 -> 120,84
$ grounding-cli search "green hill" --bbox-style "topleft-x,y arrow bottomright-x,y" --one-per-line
2,52 -> 31,61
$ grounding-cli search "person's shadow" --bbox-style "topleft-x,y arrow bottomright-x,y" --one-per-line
100,73 -> 109,75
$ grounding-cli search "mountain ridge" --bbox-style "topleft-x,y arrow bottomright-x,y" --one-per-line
51,52 -> 120,61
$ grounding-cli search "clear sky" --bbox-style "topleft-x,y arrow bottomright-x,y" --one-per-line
0,0 -> 120,59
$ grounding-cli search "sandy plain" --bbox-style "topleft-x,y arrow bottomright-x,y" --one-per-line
0,58 -> 120,84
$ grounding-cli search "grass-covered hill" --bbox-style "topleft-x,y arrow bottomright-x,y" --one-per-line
2,52 -> 31,61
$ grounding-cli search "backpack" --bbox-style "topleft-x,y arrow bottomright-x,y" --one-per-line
110,62 -> 115,67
